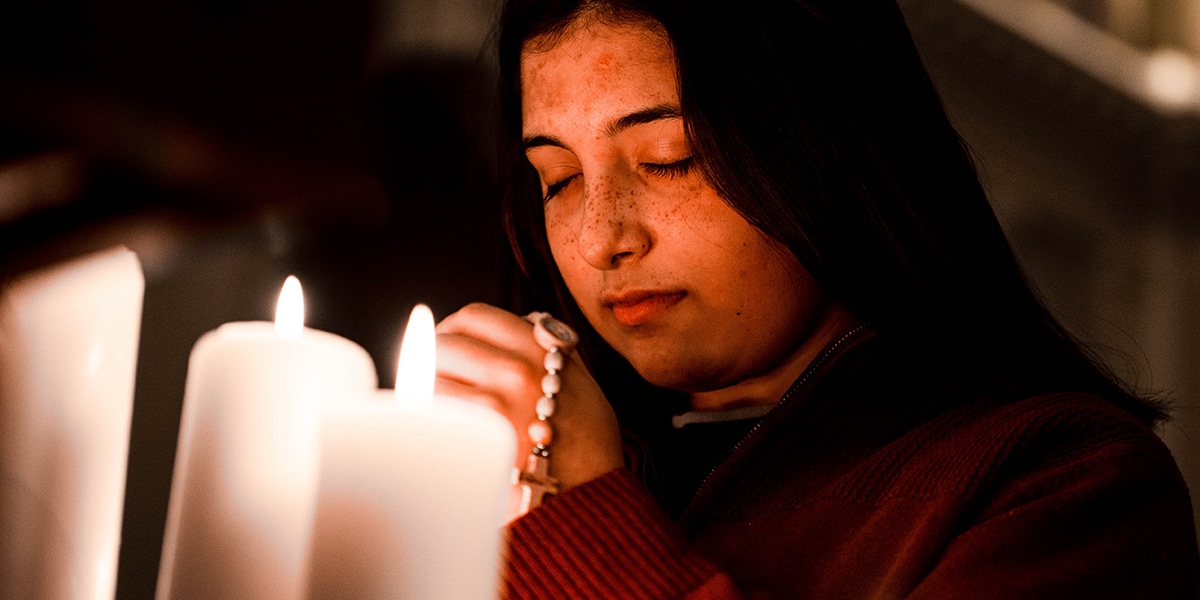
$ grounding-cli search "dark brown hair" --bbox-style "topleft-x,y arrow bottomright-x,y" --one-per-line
497,0 -> 1163,425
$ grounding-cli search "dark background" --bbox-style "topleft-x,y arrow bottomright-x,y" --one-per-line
0,0 -> 510,596
1,0 -> 1198,598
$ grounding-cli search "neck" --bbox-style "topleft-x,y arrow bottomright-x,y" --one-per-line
688,304 -> 860,411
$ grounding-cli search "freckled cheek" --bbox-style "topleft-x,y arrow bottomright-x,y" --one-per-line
545,214 -> 575,261
544,212 -> 596,294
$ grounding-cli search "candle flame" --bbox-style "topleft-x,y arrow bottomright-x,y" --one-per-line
395,304 -> 435,405
275,275 -> 305,339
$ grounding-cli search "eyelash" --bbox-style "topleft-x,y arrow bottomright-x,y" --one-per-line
541,157 -> 695,203
543,175 -> 578,203
642,156 -> 694,179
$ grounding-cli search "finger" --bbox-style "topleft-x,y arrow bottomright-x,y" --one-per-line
434,331 -> 542,396
434,336 -> 542,439
434,368 -> 538,433
433,377 -> 507,415
436,303 -> 541,359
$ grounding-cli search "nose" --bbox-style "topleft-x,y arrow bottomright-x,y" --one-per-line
576,172 -> 652,270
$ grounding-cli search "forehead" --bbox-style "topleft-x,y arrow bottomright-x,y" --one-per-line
520,20 -> 678,131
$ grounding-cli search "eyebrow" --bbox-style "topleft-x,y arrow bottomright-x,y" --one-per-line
522,103 -> 682,151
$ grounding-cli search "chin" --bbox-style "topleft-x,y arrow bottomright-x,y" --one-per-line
624,353 -> 716,394
598,325 -> 722,391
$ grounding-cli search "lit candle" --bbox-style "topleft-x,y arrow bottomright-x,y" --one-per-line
308,305 -> 516,600
156,276 -> 377,600
0,246 -> 143,600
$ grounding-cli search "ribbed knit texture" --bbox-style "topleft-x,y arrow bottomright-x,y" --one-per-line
505,469 -> 720,599
501,335 -> 1200,598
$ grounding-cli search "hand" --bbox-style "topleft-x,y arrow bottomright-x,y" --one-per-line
435,303 -> 623,510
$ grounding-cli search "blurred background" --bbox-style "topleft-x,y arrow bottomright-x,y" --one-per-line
0,0 -> 1197,597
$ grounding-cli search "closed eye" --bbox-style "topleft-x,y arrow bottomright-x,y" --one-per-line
543,174 -> 580,203
641,157 -> 694,179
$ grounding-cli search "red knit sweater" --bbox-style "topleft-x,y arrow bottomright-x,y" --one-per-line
504,333 -> 1200,598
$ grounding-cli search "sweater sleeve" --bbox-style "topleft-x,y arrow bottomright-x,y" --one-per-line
503,469 -> 744,599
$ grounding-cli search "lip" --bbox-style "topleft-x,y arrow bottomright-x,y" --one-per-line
603,290 -> 686,327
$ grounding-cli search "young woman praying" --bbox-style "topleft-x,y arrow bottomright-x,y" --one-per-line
433,0 -> 1200,596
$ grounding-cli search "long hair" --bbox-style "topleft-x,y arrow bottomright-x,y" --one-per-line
496,0 -> 1164,426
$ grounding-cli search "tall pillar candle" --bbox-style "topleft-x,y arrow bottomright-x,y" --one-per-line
308,305 -> 517,600
0,246 -> 144,600
156,277 -> 377,600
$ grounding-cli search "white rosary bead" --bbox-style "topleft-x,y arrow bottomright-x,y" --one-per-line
515,311 -> 579,515
536,395 -> 557,418
541,372 -> 561,396
544,347 -> 564,371
528,419 -> 553,445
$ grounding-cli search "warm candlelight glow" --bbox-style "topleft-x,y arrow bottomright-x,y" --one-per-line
395,304 -> 435,405
275,275 -> 304,339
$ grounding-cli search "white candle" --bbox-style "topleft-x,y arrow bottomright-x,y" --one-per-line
308,305 -> 516,600
0,246 -> 144,600
156,276 -> 377,600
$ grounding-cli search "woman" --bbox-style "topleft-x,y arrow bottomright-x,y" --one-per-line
435,0 -> 1200,597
